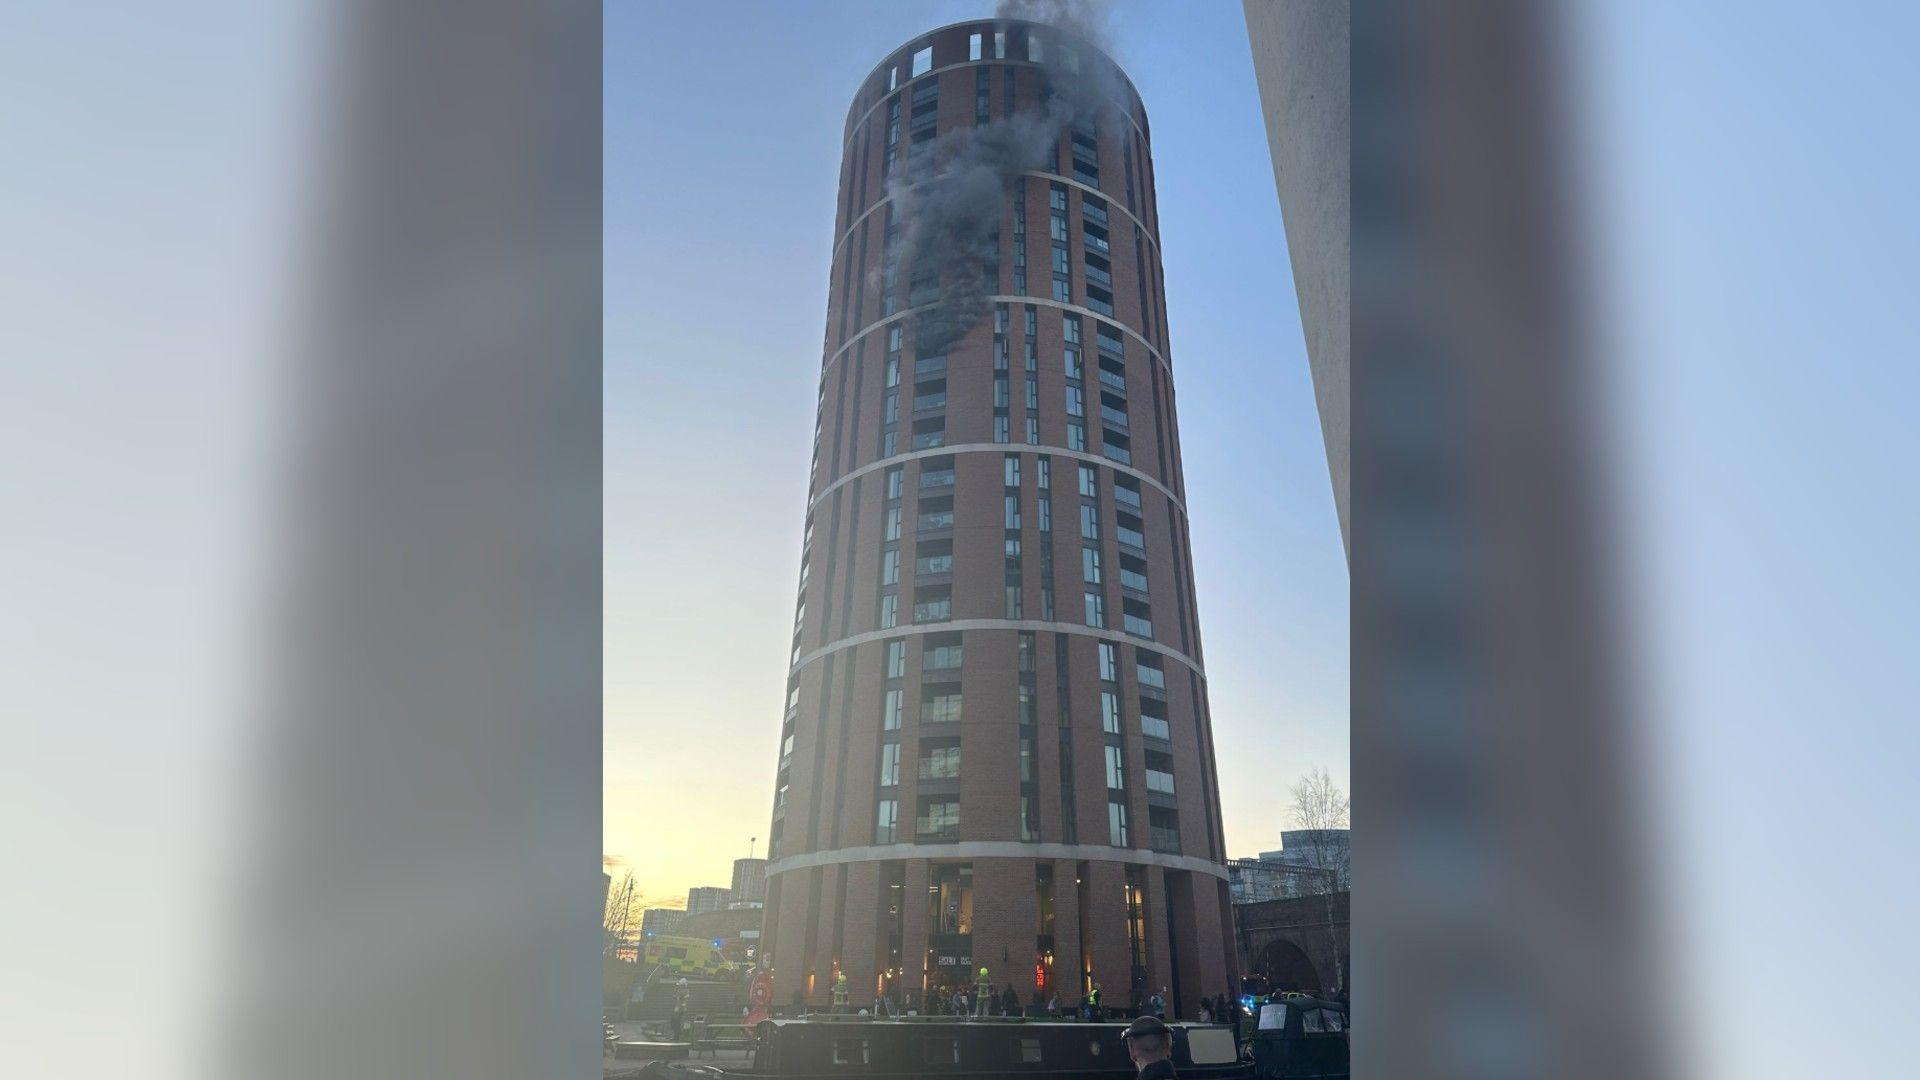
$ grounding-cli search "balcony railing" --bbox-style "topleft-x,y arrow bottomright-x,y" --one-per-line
915,818 -> 960,840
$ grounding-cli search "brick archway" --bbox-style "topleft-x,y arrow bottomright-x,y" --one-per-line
1253,937 -> 1322,995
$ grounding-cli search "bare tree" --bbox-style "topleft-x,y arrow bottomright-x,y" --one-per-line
1288,768 -> 1350,993
1289,767 -> 1350,889
604,870 -> 643,957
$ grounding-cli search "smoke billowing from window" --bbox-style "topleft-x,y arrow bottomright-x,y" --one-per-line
884,2 -> 1122,356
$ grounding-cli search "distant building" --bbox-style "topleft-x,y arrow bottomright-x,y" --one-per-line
1263,829 -> 1350,887
1227,858 -> 1336,905
730,857 -> 768,904
1229,829 -> 1350,904
685,886 -> 730,915
640,908 -> 685,938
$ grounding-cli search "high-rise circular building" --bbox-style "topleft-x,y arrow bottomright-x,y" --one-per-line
763,18 -> 1235,1017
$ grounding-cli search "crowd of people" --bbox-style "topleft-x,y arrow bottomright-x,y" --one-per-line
789,976 -> 1252,1025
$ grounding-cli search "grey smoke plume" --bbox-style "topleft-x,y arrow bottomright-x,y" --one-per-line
884,1 -> 1123,355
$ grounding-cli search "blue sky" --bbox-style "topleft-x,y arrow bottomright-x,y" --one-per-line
604,0 -> 1349,897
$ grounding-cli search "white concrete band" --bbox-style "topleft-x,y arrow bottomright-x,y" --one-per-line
823,295 -> 1172,381
833,169 -> 1161,264
790,617 -> 1206,682
768,840 -> 1230,882
808,442 -> 1184,516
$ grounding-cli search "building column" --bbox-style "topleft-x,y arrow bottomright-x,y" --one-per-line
970,857 -> 1039,1009
1082,860 -> 1130,1007
1144,865 -> 1176,1014
839,860 -> 882,1002
1048,857 -> 1083,1006
770,867 -> 815,1006
900,858 -> 932,1007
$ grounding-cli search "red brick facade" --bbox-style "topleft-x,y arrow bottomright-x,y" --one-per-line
764,19 -> 1236,1019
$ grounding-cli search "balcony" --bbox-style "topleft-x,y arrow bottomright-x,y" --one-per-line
1150,827 -> 1181,854
918,756 -> 961,781
915,819 -> 961,842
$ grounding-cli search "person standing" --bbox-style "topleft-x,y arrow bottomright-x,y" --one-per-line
975,966 -> 994,1017
1001,983 -> 1019,1016
1148,987 -> 1166,1019
1122,1015 -> 1178,1080
1087,982 -> 1103,1021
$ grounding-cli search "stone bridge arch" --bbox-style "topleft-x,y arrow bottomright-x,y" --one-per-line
1232,891 -> 1349,997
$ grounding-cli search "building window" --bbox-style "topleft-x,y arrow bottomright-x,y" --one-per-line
1101,690 -> 1121,734
1099,642 -> 1118,681
1140,697 -> 1169,741
1080,504 -> 1100,541
880,742 -> 901,787
1067,421 -> 1086,451
918,739 -> 961,780
1082,547 -> 1101,584
884,688 -> 903,730
1136,655 -> 1165,690
969,32 -> 983,61
1149,807 -> 1180,853
914,584 -> 953,622
885,507 -> 902,541
1005,494 -> 1022,529
912,45 -> 932,77
886,466 -> 903,499
918,496 -> 954,532
1004,454 -> 1021,487
917,798 -> 960,840
922,688 -> 963,724
1105,744 -> 1126,789
1108,800 -> 1129,846
882,548 -> 900,585
916,539 -> 954,576
880,593 -> 898,628
875,799 -> 899,843
1078,465 -> 1097,497
887,640 -> 907,678
1084,591 -> 1105,627
1144,750 -> 1175,795
923,633 -> 964,671
995,30 -> 1006,59
995,414 -> 1011,443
